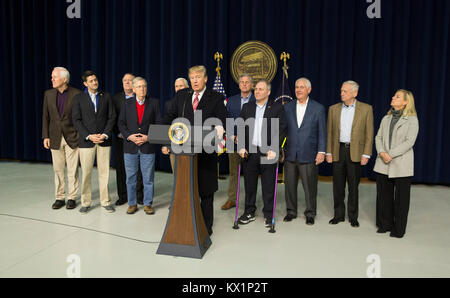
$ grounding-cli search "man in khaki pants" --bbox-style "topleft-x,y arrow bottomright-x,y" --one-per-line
221,74 -> 255,210
72,70 -> 116,213
42,67 -> 81,210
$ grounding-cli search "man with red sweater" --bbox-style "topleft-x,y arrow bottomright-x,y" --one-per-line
118,77 -> 161,215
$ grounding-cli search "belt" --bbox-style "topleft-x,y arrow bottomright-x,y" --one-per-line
340,142 -> 350,148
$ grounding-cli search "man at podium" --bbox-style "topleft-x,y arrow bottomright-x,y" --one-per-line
161,65 -> 227,236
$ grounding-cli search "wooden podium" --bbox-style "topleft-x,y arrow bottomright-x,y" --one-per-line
148,124 -> 211,259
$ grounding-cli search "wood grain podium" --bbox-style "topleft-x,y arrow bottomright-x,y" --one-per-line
148,124 -> 211,259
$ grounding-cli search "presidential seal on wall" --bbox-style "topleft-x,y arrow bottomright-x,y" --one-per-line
230,40 -> 278,84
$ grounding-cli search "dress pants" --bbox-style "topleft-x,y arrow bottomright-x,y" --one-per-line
50,136 -> 79,201
284,160 -> 318,219
79,144 -> 111,207
113,135 -> 143,202
242,152 -> 277,219
376,174 -> 412,237
332,143 -> 361,221
227,152 -> 241,203
200,194 -> 214,234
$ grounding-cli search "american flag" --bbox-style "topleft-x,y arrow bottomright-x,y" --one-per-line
212,73 -> 227,155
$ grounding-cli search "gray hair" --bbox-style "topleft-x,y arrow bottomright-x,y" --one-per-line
239,73 -> 254,85
295,77 -> 312,89
256,79 -> 271,91
343,80 -> 359,91
132,77 -> 147,87
175,77 -> 189,87
53,67 -> 70,84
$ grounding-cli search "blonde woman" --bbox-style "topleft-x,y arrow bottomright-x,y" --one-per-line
374,90 -> 419,238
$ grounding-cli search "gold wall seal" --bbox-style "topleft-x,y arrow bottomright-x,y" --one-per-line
230,40 -> 278,84
168,122 -> 190,145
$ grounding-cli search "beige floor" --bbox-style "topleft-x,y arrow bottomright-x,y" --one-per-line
0,161 -> 449,278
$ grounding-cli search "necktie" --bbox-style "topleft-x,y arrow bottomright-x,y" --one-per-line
192,92 -> 199,111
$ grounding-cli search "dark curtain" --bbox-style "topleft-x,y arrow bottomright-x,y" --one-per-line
0,0 -> 449,184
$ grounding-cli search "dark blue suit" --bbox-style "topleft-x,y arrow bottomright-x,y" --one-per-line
284,99 -> 326,163
283,98 -> 326,219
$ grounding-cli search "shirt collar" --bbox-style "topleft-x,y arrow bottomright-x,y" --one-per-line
136,96 -> 146,105
194,87 -> 207,97
241,92 -> 252,101
256,100 -> 268,109
343,99 -> 356,108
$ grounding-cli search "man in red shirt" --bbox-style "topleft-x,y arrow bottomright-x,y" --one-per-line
118,77 -> 161,215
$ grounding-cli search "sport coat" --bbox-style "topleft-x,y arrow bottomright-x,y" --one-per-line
118,96 -> 161,154
374,114 -> 419,178
161,87 -> 227,196
42,86 -> 82,149
238,99 -> 287,155
72,91 -> 116,148
284,99 -> 326,163
326,100 -> 374,162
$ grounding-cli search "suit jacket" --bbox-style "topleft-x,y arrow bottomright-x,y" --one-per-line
42,86 -> 82,149
118,96 -> 161,154
161,88 -> 227,196
226,92 -> 256,136
374,114 -> 419,178
238,99 -> 287,156
112,92 -> 133,137
284,99 -> 327,163
326,100 -> 374,162
72,91 -> 116,148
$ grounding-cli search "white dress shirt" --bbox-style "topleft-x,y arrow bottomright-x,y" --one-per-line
296,97 -> 309,128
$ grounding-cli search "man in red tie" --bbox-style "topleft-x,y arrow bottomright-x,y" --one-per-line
161,65 -> 227,236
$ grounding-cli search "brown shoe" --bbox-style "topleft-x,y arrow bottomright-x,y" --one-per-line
221,200 -> 236,210
144,205 -> 155,215
127,205 -> 138,214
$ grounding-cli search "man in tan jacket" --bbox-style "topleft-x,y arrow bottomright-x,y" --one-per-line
42,67 -> 81,210
326,80 -> 373,227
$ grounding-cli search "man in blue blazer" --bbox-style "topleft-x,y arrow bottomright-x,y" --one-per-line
221,74 -> 255,210
283,78 -> 326,225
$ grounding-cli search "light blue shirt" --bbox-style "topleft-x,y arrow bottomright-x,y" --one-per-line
340,100 -> 356,143
241,93 -> 252,109
252,101 -> 268,147
88,91 -> 98,113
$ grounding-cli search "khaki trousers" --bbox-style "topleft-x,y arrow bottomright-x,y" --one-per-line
50,136 -> 80,201
227,152 -> 241,202
79,144 -> 111,207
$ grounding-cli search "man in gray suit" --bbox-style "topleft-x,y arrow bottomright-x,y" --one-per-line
283,78 -> 326,225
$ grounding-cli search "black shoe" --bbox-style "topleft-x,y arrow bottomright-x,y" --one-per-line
238,213 -> 256,225
52,200 -> 65,210
329,217 -> 344,225
350,219 -> 360,227
377,228 -> 391,233
283,214 -> 297,222
66,200 -> 76,210
115,198 -> 127,206
264,217 -> 272,228
208,229 -> 213,236
306,217 -> 315,225
390,232 -> 404,238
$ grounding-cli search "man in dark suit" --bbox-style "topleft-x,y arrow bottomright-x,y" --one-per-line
221,74 -> 256,210
118,77 -> 161,215
161,65 -> 227,236
283,78 -> 326,225
112,73 -> 144,206
237,80 -> 287,228
72,70 -> 116,214
42,67 -> 81,210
